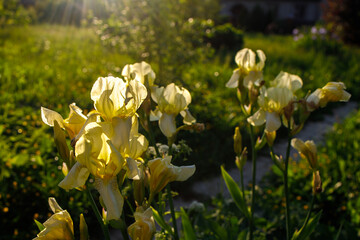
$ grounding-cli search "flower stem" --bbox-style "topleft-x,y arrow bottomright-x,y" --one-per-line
301,193 -> 316,231
249,125 -> 257,240
167,185 -> 179,240
86,185 -> 111,240
120,212 -> 130,240
284,125 -> 293,240
240,168 -> 245,198
166,142 -> 179,239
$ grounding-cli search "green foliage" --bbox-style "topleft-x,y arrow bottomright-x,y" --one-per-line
1,23 -> 360,238
221,166 -> 249,219
256,109 -> 360,239
94,0 -> 220,84
205,23 -> 244,51
0,0 -> 33,27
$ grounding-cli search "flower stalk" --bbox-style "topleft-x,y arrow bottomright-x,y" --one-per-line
86,186 -> 111,240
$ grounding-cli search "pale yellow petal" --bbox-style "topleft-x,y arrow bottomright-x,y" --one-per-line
226,69 -> 240,88
41,107 -> 65,128
265,112 -> 281,132
247,109 -> 266,127
48,197 -> 63,213
94,177 -> 124,220
180,109 -> 196,125
58,162 -> 90,191
159,113 -> 177,138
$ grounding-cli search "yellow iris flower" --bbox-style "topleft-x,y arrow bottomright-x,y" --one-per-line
33,198 -> 74,240
226,48 -> 266,89
122,61 -> 156,87
151,83 -> 195,137
41,103 -> 87,140
291,138 -> 318,170
91,76 -> 147,121
148,156 -> 195,195
127,207 -> 156,240
306,82 -> 351,111
248,72 -> 302,132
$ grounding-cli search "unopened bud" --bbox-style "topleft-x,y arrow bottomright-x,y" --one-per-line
62,162 -> 69,176
312,171 -> 322,194
233,127 -> 242,155
235,147 -> 247,170
265,130 -> 276,147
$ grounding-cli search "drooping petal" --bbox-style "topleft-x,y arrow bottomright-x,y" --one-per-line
180,109 -> 196,125
247,109 -> 266,127
243,71 -> 263,89
226,69 -> 240,88
265,112 -> 281,132
58,162 -> 90,191
159,113 -> 177,138
148,156 -> 195,194
94,177 -> 124,220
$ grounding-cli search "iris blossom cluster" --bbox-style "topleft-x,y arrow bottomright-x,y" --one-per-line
39,61 -> 197,239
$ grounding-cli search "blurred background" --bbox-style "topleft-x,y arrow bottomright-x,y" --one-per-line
0,0 -> 359,239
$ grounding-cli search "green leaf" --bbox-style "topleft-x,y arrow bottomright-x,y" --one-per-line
221,166 -> 250,219
53,120 -> 70,166
151,207 -> 173,234
34,219 -> 45,232
209,220 -> 228,239
292,210 -> 322,240
180,208 -> 196,240
237,229 -> 248,240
